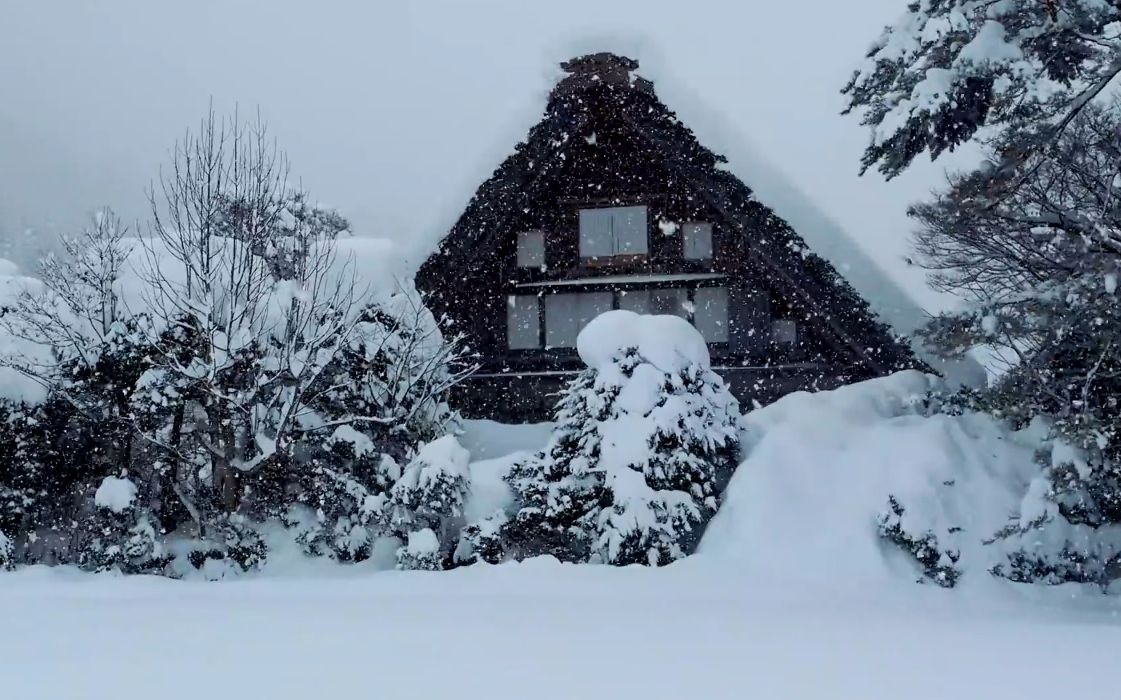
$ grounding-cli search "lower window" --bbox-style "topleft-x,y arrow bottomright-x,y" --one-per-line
544,292 -> 613,348
505,286 -> 784,350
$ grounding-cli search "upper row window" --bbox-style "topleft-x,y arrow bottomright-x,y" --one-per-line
683,222 -> 713,260
516,207 -> 714,268
517,230 -> 545,268
579,205 -> 649,260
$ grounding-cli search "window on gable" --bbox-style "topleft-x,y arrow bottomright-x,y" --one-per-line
729,289 -> 770,352
772,318 -> 798,346
579,205 -> 649,261
506,295 -> 541,349
649,288 -> 689,318
683,222 -> 714,260
545,292 -> 613,348
694,287 -> 729,342
617,288 -> 651,314
516,230 -> 546,268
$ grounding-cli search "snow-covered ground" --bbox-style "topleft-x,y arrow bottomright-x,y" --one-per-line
3,372 -> 1120,698
2,556 -> 1118,699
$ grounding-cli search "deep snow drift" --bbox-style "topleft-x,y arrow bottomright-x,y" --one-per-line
2,372 -> 1119,698
701,370 -> 1039,586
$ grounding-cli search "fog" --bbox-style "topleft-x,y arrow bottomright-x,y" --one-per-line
0,0 -> 975,310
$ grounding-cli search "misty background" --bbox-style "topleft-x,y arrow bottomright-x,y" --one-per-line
0,0 -> 976,312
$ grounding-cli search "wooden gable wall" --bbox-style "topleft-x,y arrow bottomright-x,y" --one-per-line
444,98 -> 849,372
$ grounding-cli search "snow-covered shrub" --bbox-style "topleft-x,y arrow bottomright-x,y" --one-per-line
389,435 -> 471,570
284,449 -> 394,562
174,514 -> 267,577
396,528 -> 442,571
277,291 -> 469,564
0,113 -> 472,576
0,400 -> 48,559
0,529 -> 11,571
986,442 -> 1121,590
504,311 -> 740,566
76,475 -> 166,574
455,510 -> 508,566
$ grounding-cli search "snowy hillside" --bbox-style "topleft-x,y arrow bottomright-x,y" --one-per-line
2,371 -> 1120,699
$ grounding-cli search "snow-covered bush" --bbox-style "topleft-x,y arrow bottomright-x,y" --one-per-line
0,529 -> 11,571
504,311 -> 740,566
0,111 -> 471,576
76,475 -> 166,574
389,435 -> 471,570
986,441 -> 1121,590
455,510 -> 508,566
396,528 -> 442,571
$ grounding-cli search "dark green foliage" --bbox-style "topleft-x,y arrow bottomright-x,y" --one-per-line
501,341 -> 740,566
844,0 -> 1121,178
878,496 -> 961,588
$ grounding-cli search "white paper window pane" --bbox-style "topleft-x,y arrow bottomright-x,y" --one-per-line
650,288 -> 689,318
617,288 -> 651,314
517,230 -> 546,268
611,205 -> 649,255
579,208 -> 614,258
545,292 -> 613,348
694,287 -> 729,343
683,222 -> 713,260
507,295 -> 540,349
772,319 -> 798,346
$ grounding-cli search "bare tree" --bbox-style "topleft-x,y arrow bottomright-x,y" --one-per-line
0,208 -> 130,389
137,107 -> 363,519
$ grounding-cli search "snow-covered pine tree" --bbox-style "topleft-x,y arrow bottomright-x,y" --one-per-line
502,366 -> 605,562
389,435 -> 471,570
844,0 -> 1121,178
504,310 -> 740,566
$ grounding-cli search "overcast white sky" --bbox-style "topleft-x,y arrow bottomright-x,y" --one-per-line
0,0 -> 977,312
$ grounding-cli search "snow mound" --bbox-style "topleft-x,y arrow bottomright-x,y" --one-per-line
405,528 -> 439,555
699,371 -> 1040,587
94,476 -> 138,514
577,309 -> 709,372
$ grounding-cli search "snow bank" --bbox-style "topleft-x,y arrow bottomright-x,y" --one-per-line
458,419 -> 552,461
577,309 -> 709,372
699,371 -> 1040,587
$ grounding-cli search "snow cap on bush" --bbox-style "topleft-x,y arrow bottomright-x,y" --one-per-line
577,309 -> 709,373
95,476 -> 138,514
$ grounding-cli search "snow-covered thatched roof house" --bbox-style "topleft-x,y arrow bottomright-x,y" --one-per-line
417,52 -> 926,421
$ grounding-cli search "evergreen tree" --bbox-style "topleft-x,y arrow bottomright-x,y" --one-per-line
844,0 -> 1121,178
503,312 -> 740,566
846,4 -> 1121,586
